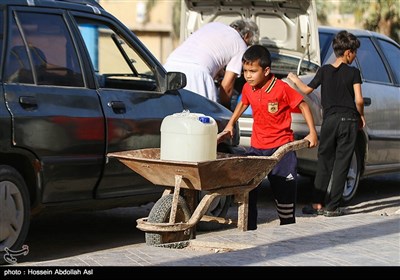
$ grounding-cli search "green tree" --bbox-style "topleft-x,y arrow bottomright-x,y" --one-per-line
339,0 -> 399,43
315,0 -> 335,25
172,0 -> 181,40
144,0 -> 156,23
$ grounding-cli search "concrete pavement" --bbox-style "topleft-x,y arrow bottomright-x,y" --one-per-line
7,210 -> 399,267
3,175 -> 399,279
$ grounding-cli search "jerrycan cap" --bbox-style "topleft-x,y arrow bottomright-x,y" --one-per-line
198,116 -> 210,124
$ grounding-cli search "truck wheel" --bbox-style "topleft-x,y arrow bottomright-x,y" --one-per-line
145,194 -> 192,246
0,166 -> 30,265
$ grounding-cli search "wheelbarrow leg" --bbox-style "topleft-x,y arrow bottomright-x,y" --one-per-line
172,175 -> 198,238
169,175 -> 183,224
235,192 -> 249,231
181,188 -> 197,239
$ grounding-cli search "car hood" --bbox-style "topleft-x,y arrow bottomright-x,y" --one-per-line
181,0 -> 320,66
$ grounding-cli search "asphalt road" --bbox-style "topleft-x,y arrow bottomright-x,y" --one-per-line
19,173 -> 400,264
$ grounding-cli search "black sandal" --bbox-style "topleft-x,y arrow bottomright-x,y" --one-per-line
302,204 -> 324,215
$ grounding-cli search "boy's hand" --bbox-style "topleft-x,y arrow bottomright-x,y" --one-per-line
304,132 -> 318,148
287,72 -> 298,82
287,72 -> 295,78
217,130 -> 231,144
359,115 -> 366,129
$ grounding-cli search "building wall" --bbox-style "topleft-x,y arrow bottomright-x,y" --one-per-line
99,0 -> 175,64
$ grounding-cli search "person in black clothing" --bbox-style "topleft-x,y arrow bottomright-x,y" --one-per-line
287,30 -> 366,217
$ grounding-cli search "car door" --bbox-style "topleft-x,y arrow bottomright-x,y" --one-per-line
356,36 -> 400,166
321,33 -> 400,167
3,7 -> 105,203
71,12 -> 185,198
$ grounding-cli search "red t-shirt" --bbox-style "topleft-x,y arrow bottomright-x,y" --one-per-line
241,75 -> 304,149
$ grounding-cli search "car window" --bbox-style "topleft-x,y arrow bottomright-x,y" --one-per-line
319,33 -> 392,85
4,11 -> 84,87
0,10 -> 4,71
75,17 -> 157,92
321,45 -> 358,69
319,31 -> 334,63
356,37 -> 390,84
377,38 -> 400,85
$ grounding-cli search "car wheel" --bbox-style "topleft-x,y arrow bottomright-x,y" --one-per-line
0,166 -> 30,265
338,148 -> 362,205
145,194 -> 192,246
196,193 -> 232,231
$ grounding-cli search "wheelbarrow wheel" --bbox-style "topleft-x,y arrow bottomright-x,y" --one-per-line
146,194 -> 192,246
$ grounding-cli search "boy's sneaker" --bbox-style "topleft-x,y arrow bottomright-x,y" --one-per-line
302,204 -> 324,215
324,208 -> 344,217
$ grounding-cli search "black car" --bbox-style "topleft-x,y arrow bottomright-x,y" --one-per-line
0,0 -> 238,262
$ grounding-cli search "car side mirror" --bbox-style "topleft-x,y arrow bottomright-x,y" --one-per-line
166,71 -> 186,91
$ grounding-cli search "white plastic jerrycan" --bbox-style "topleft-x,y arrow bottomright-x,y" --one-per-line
160,111 -> 218,162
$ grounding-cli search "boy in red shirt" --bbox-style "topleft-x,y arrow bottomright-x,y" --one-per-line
224,45 -> 317,229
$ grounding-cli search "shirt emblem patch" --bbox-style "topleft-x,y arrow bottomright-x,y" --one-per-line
268,102 -> 278,113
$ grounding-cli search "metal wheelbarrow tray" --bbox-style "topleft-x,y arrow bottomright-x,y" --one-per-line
108,139 -> 309,245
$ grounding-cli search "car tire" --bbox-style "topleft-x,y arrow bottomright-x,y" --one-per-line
0,166 -> 30,265
145,194 -> 192,246
324,148 -> 362,205
340,148 -> 362,205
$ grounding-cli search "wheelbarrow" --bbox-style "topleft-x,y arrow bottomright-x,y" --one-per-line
107,139 -> 309,247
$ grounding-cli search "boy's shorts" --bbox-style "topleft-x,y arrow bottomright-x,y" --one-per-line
245,146 -> 297,179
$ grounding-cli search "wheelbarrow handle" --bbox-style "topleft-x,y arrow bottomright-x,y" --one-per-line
270,139 -> 310,162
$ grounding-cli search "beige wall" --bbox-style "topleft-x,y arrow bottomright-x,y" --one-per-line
100,0 -> 358,64
99,0 -> 175,64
